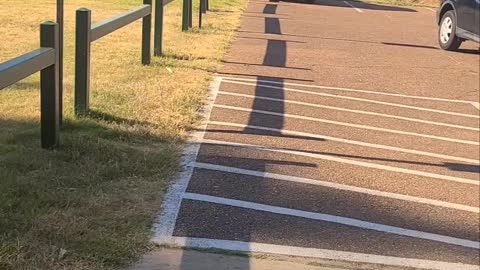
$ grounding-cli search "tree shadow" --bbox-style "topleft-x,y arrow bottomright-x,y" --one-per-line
238,30 -> 444,51
236,35 -> 306,43
201,127 -> 480,175
221,60 -> 311,70
216,71 -> 314,82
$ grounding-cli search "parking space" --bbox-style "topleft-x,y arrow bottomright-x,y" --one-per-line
154,0 -> 479,269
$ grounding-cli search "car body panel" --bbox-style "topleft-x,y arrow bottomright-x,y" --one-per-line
437,0 -> 480,43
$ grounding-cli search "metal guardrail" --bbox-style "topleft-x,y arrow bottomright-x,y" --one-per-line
0,22 -> 60,148
74,1 -> 153,115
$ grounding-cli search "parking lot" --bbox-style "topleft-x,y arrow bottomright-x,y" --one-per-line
154,0 -> 480,269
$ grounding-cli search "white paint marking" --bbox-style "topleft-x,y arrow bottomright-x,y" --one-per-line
216,92 -> 479,131
214,102 -> 479,145
183,193 -> 480,249
344,1 -> 364,12
153,76 -> 223,242
222,80 -> 480,119
194,162 -> 480,213
424,7 -> 436,12
221,76 -> 478,106
208,121 -> 480,164
472,102 -> 480,110
157,237 -> 480,270
199,138 -> 480,186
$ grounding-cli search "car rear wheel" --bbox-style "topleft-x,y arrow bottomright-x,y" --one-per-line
438,10 -> 462,51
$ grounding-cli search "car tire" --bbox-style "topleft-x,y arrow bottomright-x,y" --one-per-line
438,10 -> 462,51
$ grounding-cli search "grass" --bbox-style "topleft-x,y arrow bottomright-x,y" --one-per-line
0,0 -> 246,269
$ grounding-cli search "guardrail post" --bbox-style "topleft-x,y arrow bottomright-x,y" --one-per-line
199,0 -> 203,28
154,0 -> 164,56
75,8 -> 91,115
142,0 -> 152,64
40,22 -> 60,148
188,0 -> 193,28
57,0 -> 64,125
202,0 -> 207,14
182,0 -> 189,31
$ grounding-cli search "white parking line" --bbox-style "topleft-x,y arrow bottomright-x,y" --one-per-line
200,138 -> 480,185
208,121 -> 480,164
194,162 -> 480,213
183,193 -> 480,249
222,80 -> 480,119
343,1 -> 364,13
214,103 -> 479,145
424,7 -> 436,12
153,77 -> 222,242
472,102 -> 480,110
221,76 -> 478,106
217,92 -> 479,131
160,237 -> 480,270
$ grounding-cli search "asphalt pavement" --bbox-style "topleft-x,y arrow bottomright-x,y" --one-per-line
154,0 -> 480,269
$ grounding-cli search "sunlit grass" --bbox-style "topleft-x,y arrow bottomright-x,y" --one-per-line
0,0 -> 246,269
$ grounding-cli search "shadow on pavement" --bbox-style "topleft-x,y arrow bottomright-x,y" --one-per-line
382,42 -> 438,50
201,128 -> 327,142
176,9 -> 295,270
217,71 -> 314,82
282,0 -> 417,12
200,127 -> 480,175
454,48 -> 480,55
172,2 -> 479,269
239,30 -> 444,50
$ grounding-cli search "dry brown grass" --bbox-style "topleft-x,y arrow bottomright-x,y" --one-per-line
0,0 -> 246,269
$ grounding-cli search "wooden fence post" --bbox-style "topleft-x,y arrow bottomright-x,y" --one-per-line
57,0 -> 64,125
182,0 -> 189,31
154,0 -> 164,56
142,0 -> 152,64
74,8 -> 91,115
40,22 -> 60,148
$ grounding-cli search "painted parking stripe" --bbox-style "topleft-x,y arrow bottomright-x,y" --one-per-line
153,77 -> 222,242
207,121 -> 480,164
193,162 -> 480,213
216,92 -> 479,131
221,80 -> 480,119
343,1 -> 364,13
183,192 -> 480,249
159,237 -> 480,270
214,102 -> 479,145
199,138 -> 480,186
220,76 -> 479,106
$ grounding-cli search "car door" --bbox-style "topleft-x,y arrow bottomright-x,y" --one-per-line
456,0 -> 479,35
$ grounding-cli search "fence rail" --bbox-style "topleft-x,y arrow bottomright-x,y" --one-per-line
74,1 -> 152,115
0,22 -> 60,148
91,5 -> 151,42
0,49 -> 55,89
1,0 -> 214,148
